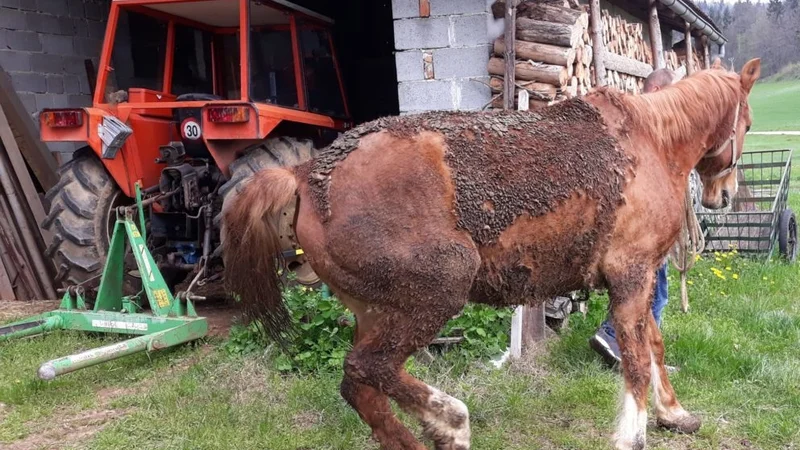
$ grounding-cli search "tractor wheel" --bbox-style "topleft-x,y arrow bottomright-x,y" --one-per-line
778,208 -> 797,262
43,148 -> 134,294
217,137 -> 321,286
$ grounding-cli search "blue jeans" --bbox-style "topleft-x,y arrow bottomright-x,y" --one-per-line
601,261 -> 669,339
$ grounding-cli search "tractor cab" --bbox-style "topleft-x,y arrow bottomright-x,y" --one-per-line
37,0 -> 348,297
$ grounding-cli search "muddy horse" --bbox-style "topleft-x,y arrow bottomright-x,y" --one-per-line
223,59 -> 761,450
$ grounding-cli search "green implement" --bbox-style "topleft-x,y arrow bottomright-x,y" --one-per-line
0,184 -> 208,380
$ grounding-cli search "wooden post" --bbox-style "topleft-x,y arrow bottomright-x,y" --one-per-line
509,302 -> 546,358
503,0 -> 517,110
701,35 -> 710,69
684,23 -> 693,76
589,0 -> 606,86
648,0 -> 664,69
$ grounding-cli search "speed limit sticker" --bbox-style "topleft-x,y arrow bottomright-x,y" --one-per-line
182,119 -> 202,140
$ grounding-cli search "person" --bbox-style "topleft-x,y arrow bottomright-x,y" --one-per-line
588,68 -> 678,371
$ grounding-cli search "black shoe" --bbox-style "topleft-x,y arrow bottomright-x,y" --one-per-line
589,328 -> 622,369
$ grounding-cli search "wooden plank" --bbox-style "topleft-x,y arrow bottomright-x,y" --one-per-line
0,251 -> 15,300
648,0 -> 664,69
0,67 -> 58,191
589,0 -> 606,86
521,303 -> 546,352
0,105 -> 52,245
503,0 -> 517,110
684,23 -> 693,75
418,0 -> 430,18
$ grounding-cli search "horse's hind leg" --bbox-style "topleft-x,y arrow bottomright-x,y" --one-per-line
339,314 -> 426,450
647,314 -> 701,433
343,307 -> 471,450
606,265 -> 656,450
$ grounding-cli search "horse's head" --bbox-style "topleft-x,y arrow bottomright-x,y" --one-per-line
695,58 -> 761,209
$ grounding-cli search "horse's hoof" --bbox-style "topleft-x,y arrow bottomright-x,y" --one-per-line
656,413 -> 702,434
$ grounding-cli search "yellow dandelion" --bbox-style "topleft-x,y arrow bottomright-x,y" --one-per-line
732,274 -> 739,280
725,267 -> 732,271
720,291 -> 726,295
715,257 -> 722,262
763,276 -> 768,281
694,254 -> 702,262
687,280 -> 694,285
714,251 -> 721,257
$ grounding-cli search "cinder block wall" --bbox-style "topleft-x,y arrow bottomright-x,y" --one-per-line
0,0 -> 110,157
392,0 -> 500,114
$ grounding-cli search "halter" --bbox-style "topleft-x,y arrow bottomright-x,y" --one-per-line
702,102 -> 741,180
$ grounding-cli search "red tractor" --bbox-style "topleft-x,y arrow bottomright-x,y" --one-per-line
39,0 -> 349,297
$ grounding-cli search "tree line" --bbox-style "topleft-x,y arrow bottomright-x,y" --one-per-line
699,0 -> 800,77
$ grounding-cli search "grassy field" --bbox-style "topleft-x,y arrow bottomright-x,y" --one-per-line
1,81 -> 799,450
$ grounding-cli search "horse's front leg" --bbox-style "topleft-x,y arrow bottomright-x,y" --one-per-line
607,265 -> 655,450
648,314 -> 701,433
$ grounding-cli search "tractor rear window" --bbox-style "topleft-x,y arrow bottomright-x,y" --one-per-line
298,25 -> 346,117
172,25 -> 214,96
249,29 -> 298,108
110,10 -> 167,94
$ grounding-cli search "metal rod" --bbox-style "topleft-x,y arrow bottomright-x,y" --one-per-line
0,316 -> 62,342
0,147 -> 56,298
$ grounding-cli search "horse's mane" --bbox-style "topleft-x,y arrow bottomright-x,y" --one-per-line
598,70 -> 743,152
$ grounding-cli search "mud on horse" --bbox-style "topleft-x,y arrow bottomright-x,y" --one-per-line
223,59 -> 761,450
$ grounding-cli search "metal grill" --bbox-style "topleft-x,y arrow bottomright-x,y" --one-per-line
696,149 -> 793,258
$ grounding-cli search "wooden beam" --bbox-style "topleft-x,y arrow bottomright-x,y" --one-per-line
521,303 -> 546,352
648,0 -> 665,69
0,105 -> 51,245
701,35 -> 710,69
0,68 -> 58,191
504,0 -> 517,110
589,0 -> 606,86
684,22 -> 693,75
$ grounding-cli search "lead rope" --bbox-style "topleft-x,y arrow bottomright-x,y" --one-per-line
669,177 -> 706,313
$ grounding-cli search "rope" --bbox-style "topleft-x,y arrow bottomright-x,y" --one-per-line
668,176 -> 706,312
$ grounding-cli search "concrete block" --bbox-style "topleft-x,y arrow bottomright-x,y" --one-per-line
24,11 -> 62,33
0,8 -> 26,31
17,92 -> 37,115
456,77 -> 491,110
51,94 -> 70,108
67,94 -> 91,108
431,0 -> 486,16
398,79 -> 455,112
18,1 -> 35,11
68,0 -> 84,18
30,53 -> 64,73
63,74 -> 81,94
62,56 -> 86,76
35,93 -> 56,111
72,18 -> 89,37
394,17 -> 450,50
84,1 -> 103,20
0,0 -> 22,8
0,49 -> 30,71
451,14 -> 489,47
88,20 -> 105,39
73,36 -> 101,57
5,30 -> 42,51
392,0 -> 418,19
40,34 -> 74,55
12,72 -> 47,93
37,0 -> 70,16
46,75 -> 64,94
0,29 -> 6,48
395,50 -> 424,82
79,75 -> 91,95
433,45 -> 490,79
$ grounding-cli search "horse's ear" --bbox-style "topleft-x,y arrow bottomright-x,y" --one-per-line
711,57 -> 723,70
740,58 -> 761,93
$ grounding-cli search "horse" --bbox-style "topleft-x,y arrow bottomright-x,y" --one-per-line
222,58 -> 761,450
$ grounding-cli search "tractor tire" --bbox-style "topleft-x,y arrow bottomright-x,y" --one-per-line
217,137 -> 320,285
43,148 -> 131,293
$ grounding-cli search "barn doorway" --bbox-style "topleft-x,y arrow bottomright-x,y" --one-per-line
291,0 -> 400,125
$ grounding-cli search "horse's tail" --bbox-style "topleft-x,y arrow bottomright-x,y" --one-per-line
222,167 -> 298,346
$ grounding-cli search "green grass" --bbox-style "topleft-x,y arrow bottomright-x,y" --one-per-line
747,80 -> 800,132
1,80 -> 800,450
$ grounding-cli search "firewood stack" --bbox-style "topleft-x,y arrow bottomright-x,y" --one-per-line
601,10 -> 652,66
664,49 -> 703,73
488,1 -> 592,109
